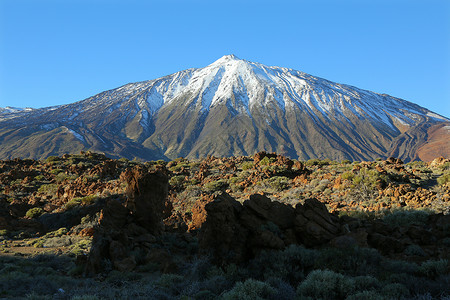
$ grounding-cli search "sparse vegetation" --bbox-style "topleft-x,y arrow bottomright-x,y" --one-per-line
26,207 -> 44,219
0,153 -> 449,299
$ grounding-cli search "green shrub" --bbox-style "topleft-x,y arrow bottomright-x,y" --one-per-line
248,245 -> 318,284
169,162 -> 189,172
69,239 -> 92,257
34,175 -> 46,181
313,247 -> 382,276
38,184 -> 58,194
169,175 -> 186,189
296,269 -> 355,299
26,207 -> 44,219
380,283 -> 410,299
383,259 -> 419,276
259,156 -> 275,166
49,168 -> 63,175
437,171 -> 450,185
352,275 -> 380,291
80,195 -> 98,206
404,244 -> 426,257
382,209 -> 430,227
203,180 -> 228,193
55,172 -> 77,183
352,175 -> 363,185
46,156 -> 60,163
267,176 -> 290,191
222,279 -> 276,300
341,171 -> 354,181
419,259 -> 448,278
64,198 -> 82,210
241,161 -> 254,170
155,274 -> 185,293
346,290 -> 384,300
29,228 -> 68,248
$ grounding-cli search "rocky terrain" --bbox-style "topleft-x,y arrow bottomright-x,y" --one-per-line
0,152 -> 449,299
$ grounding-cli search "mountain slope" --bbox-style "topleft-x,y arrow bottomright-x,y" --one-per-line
1,55 -> 448,161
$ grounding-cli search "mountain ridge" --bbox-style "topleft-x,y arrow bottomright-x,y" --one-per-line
1,55 -> 449,161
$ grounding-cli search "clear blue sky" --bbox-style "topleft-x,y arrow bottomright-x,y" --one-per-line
1,0 -> 449,118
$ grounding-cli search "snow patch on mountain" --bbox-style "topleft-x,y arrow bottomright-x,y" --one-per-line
63,127 -> 85,143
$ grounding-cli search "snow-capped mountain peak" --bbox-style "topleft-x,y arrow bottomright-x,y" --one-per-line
141,56 -> 447,128
1,55 -> 448,162
210,54 -> 241,65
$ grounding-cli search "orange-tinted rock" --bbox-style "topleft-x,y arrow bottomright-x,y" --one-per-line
188,194 -> 215,231
79,227 -> 95,237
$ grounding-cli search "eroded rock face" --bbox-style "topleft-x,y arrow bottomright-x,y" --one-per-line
294,198 -> 341,246
121,166 -> 168,235
197,193 -> 450,265
86,166 -> 168,274
188,194 -> 215,231
198,193 -> 342,265
243,194 -> 295,230
198,193 -> 247,266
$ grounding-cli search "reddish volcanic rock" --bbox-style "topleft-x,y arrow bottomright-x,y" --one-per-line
86,166 -> 168,274
188,194 -> 215,231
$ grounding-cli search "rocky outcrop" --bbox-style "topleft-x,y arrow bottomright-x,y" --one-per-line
121,166 -> 168,235
294,198 -> 341,246
198,193 -> 248,266
198,192 -> 450,265
86,166 -> 168,274
198,193 -> 343,265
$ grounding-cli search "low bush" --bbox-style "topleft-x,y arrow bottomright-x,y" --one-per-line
34,175 -> 46,181
222,279 -> 276,300
26,207 -> 44,219
65,198 -> 83,210
341,171 -> 354,181
80,195 -> 98,206
382,209 -> 431,227
296,269 -> 355,299
404,244 -> 427,257
169,175 -> 186,189
37,184 -> 58,195
46,156 -> 60,163
55,172 -> 77,183
437,171 -> 450,185
50,168 -> 63,175
241,161 -> 254,170
259,156 -> 276,166
419,259 -> 448,279
203,180 -> 228,193
380,283 -> 410,299
267,176 -> 290,191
